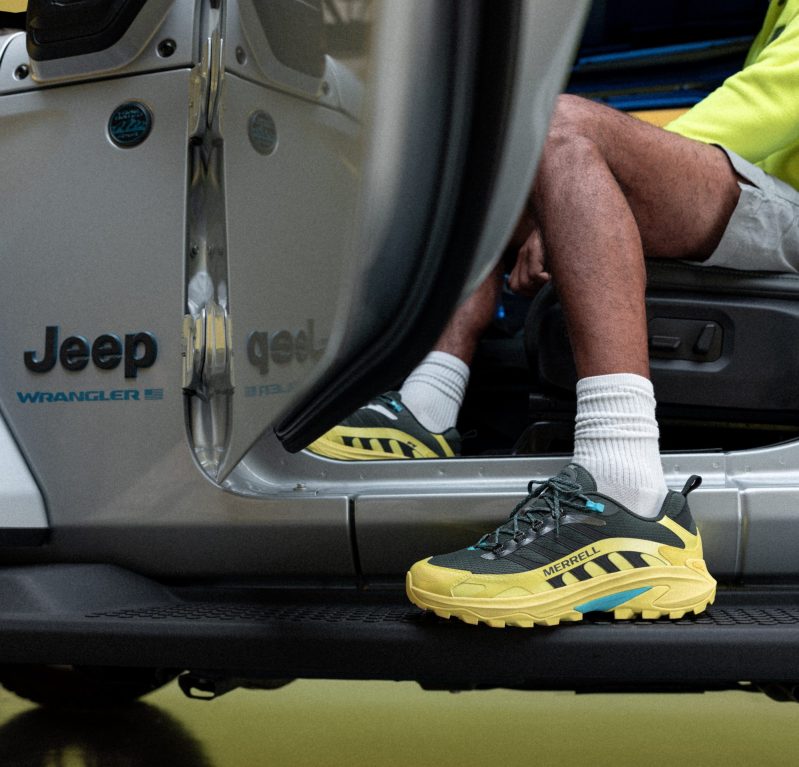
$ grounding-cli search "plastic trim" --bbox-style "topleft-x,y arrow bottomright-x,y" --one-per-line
0,566 -> 798,689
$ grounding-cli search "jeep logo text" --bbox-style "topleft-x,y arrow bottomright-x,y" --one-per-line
247,319 -> 324,376
24,326 -> 158,379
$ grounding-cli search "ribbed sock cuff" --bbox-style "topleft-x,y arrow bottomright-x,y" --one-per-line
399,351 -> 469,433
573,373 -> 666,517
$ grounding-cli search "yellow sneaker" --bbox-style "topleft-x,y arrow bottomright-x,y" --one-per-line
306,392 -> 460,460
407,464 -> 716,627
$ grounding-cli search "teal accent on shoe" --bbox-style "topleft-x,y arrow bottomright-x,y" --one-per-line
574,586 -> 652,614
585,500 -> 605,512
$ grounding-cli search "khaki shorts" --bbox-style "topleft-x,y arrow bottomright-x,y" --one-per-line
701,148 -> 799,272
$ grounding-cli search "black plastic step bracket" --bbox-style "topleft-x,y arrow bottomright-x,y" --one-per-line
1,565 -> 799,692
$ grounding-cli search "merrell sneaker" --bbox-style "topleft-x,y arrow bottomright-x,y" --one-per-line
306,392 -> 461,460
406,463 -> 716,627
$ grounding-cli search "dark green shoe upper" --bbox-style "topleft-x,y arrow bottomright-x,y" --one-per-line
339,391 -> 461,457
428,464 -> 698,576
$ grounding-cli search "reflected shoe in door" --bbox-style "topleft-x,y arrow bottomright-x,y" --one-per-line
306,392 -> 461,460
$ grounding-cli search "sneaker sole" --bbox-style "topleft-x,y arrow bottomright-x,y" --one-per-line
406,560 -> 717,628
307,431 -> 454,461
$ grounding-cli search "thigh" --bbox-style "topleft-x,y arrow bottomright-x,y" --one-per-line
550,95 -> 742,261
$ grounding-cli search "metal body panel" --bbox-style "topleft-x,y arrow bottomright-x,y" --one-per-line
238,433 -> 734,499
725,438 -> 799,483
238,437 -> 744,579
0,64 -> 353,575
741,488 -> 799,577
218,71 -> 362,477
0,411 -> 47,533
684,488 -> 741,578
179,0 -> 368,478
356,492 -> 529,577
0,31 -> 17,68
0,69 -> 191,526
1,495 -> 353,577
721,441 -> 799,577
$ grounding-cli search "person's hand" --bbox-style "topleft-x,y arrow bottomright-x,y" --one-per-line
508,226 -> 550,296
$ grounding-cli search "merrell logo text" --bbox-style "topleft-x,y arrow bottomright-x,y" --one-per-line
542,545 -> 601,577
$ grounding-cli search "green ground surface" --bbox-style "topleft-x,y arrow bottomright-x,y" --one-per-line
1,679 -> 797,766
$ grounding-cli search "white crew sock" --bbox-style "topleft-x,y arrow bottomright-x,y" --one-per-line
399,351 -> 470,433
573,373 -> 667,518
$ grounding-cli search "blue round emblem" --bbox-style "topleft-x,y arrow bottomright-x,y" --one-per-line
108,102 -> 153,148
248,111 -> 278,156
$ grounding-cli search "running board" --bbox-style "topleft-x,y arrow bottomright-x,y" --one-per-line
1,565 -> 798,691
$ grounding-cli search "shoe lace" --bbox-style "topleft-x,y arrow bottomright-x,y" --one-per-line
475,474 -> 602,552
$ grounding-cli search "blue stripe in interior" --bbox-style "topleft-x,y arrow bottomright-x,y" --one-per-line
574,586 -> 652,614
573,36 -> 753,69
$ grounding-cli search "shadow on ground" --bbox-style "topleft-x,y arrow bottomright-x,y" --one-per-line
0,702 -> 211,767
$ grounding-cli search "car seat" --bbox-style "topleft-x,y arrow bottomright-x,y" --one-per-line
522,260 -> 799,452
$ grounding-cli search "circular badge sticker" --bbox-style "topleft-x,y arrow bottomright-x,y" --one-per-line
248,111 -> 278,156
108,102 -> 153,148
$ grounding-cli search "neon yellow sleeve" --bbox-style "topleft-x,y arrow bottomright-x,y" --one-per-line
666,8 -> 799,164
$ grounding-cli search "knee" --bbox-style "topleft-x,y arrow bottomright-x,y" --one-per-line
550,93 -> 588,126
541,95 -> 604,162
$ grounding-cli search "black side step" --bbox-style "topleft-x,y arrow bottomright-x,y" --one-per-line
1,565 -> 799,690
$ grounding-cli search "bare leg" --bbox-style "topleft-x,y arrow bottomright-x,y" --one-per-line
512,95 -> 744,515
433,260 -> 502,366
396,262 -> 502,436
530,95 -> 741,378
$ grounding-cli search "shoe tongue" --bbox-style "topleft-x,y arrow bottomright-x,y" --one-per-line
558,463 -> 597,493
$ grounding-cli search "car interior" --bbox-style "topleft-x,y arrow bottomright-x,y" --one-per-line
460,0 -> 799,460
